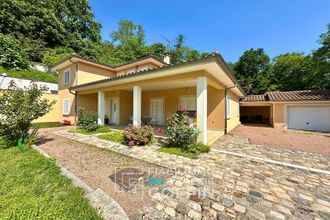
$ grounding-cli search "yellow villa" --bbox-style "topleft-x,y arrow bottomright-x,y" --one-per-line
51,53 -> 245,144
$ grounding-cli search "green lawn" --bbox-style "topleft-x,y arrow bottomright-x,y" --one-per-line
32,122 -> 62,128
0,144 -> 102,219
0,66 -> 58,83
157,143 -> 210,159
98,131 -> 123,143
157,147 -> 200,159
69,126 -> 112,135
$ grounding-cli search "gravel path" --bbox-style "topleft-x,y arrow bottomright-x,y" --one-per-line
229,124 -> 330,156
36,127 -> 169,217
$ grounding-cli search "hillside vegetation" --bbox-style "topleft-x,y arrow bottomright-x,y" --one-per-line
0,66 -> 57,83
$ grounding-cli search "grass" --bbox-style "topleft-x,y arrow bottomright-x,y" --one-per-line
0,66 -> 58,83
157,142 -> 210,159
157,147 -> 200,159
32,122 -> 61,128
97,131 -> 123,143
0,140 -> 102,219
69,126 -> 112,134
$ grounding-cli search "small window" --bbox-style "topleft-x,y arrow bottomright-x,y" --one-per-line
64,69 -> 70,84
63,99 -> 70,115
180,96 -> 196,111
226,96 -> 231,119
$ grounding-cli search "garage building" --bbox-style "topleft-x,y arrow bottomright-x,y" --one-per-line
240,90 -> 330,132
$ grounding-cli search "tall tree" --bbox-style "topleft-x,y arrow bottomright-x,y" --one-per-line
110,20 -> 148,62
233,48 -> 271,94
312,24 -> 330,89
270,53 -> 318,91
0,0 -> 101,61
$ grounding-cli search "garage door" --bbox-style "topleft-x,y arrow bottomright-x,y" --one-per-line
287,106 -> 330,132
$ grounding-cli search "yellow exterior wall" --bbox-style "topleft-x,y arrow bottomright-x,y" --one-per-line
32,94 -> 61,123
78,93 -> 98,112
273,103 -> 285,128
119,90 -> 133,125
207,86 -> 225,130
1,90 -> 60,124
227,90 -> 241,132
76,62 -> 114,85
141,87 -> 196,120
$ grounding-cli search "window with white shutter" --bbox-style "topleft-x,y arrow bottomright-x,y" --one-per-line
63,99 -> 70,115
64,69 -> 70,84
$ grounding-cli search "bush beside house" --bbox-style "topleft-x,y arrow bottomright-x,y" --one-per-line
0,81 -> 55,146
158,109 -> 210,158
122,124 -> 154,147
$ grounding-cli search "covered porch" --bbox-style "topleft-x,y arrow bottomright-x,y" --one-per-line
76,75 -> 226,144
72,57 -> 245,144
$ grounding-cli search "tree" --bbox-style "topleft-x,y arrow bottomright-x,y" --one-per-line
312,24 -> 330,89
42,47 -> 75,67
0,33 -> 30,69
233,48 -> 271,94
0,81 -> 55,145
110,20 -> 148,62
270,53 -> 318,91
0,0 -> 101,62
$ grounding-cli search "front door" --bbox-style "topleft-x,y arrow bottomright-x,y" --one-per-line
111,100 -> 119,124
150,98 -> 164,125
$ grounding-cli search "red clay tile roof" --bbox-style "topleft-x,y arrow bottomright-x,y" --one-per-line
242,90 -> 330,102
242,95 -> 267,102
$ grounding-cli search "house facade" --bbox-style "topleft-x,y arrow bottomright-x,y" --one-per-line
51,53 -> 245,144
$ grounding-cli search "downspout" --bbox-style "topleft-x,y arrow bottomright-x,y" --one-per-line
68,59 -> 78,124
224,84 -> 237,134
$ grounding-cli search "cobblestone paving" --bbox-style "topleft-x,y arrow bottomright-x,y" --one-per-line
213,135 -> 330,171
54,130 -> 330,220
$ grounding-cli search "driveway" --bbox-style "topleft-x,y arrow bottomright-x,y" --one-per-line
229,124 -> 330,156
45,128 -> 330,220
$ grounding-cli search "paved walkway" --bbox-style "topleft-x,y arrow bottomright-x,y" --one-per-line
212,135 -> 330,171
54,129 -> 330,220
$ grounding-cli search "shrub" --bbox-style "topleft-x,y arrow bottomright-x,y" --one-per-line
77,107 -> 99,132
0,33 -> 30,69
0,81 -> 55,145
164,109 -> 198,149
189,142 -> 210,154
122,124 -> 154,147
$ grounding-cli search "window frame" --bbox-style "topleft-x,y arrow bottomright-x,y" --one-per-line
179,95 -> 197,111
63,99 -> 70,115
64,68 -> 70,85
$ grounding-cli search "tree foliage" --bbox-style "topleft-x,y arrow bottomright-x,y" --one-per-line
0,81 -> 55,145
233,49 -> 271,94
0,33 -> 29,69
0,0 -> 101,62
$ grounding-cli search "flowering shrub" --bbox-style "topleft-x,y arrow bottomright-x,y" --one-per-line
164,108 -> 198,149
77,107 -> 99,132
122,124 -> 154,147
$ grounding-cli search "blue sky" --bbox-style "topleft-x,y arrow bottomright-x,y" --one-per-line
89,0 -> 330,62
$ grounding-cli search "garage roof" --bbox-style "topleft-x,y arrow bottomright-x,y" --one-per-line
242,90 -> 330,102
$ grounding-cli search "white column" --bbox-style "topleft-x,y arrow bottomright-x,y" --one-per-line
197,77 -> 208,144
133,86 -> 141,126
97,90 -> 105,125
